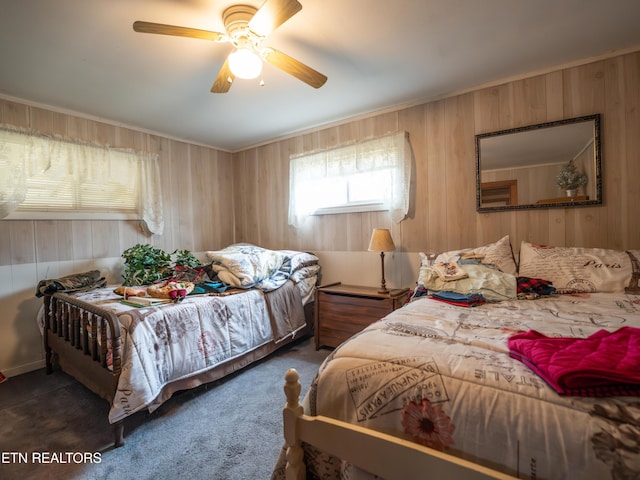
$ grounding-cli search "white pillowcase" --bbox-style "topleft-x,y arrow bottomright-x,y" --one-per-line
431,235 -> 517,275
518,241 -> 638,293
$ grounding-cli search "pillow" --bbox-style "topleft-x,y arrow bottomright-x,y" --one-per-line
277,250 -> 319,272
518,241 -> 640,293
430,235 -> 517,275
418,263 -> 517,302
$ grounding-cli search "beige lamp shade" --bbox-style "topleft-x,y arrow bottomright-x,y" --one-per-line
368,228 -> 395,294
368,228 -> 395,253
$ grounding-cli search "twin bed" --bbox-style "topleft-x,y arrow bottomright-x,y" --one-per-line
274,237 -> 640,480
40,244 -> 321,447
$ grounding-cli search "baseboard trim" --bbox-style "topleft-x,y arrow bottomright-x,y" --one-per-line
2,359 -> 45,378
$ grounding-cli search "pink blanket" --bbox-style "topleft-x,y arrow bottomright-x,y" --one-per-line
508,326 -> 640,396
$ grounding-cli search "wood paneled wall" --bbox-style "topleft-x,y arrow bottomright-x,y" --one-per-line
0,100 -> 235,267
3,51 -> 637,266
1,50 -> 638,376
233,51 -> 640,256
0,99 -> 234,375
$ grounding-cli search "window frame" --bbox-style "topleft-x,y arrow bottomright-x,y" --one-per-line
288,131 -> 412,227
0,125 -> 164,233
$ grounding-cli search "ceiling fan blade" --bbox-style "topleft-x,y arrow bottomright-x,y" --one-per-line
262,48 -> 327,89
248,0 -> 302,37
211,58 -> 235,93
133,21 -> 226,42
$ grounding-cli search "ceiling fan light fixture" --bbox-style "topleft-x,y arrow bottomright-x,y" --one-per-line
134,0 -> 326,93
228,46 -> 263,79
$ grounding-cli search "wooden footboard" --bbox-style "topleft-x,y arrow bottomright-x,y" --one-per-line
43,292 -> 125,446
282,369 -> 517,480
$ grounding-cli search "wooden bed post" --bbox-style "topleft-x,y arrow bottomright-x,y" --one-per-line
283,368 -> 305,480
44,295 -> 53,374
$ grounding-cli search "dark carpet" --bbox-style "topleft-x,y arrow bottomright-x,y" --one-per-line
0,336 -> 330,480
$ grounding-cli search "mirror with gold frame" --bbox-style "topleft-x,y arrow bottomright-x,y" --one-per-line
475,114 -> 602,212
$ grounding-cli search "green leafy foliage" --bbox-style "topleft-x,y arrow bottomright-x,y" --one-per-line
172,249 -> 201,269
122,244 -> 172,286
121,244 -> 205,286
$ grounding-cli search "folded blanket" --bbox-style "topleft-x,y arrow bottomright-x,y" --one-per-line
508,327 -> 640,396
517,276 -> 556,296
206,244 -> 291,292
35,270 -> 106,297
430,291 -> 486,307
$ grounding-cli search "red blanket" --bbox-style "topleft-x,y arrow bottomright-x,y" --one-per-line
508,327 -> 640,396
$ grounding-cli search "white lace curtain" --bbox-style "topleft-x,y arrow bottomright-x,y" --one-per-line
288,131 -> 412,228
0,125 -> 164,235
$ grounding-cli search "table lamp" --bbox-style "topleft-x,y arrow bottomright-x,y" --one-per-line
368,228 -> 395,294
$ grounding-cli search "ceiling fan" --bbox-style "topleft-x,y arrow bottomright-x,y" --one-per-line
133,0 -> 327,93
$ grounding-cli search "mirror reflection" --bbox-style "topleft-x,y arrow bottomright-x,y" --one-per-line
476,114 -> 601,212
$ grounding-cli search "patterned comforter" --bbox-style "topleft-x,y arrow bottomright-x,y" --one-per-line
207,244 -> 297,291
272,293 -> 640,480
39,248 -> 321,424
72,282 -> 308,424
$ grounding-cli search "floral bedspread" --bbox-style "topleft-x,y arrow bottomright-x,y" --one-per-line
272,293 -> 640,480
68,282 -> 307,424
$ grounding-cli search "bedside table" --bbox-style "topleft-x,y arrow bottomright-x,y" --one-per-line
314,283 -> 409,349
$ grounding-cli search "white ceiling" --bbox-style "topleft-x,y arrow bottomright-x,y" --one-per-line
1,0 -> 639,152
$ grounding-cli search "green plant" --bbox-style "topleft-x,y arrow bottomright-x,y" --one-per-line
172,249 -> 201,269
122,243 -> 172,286
556,159 -> 588,190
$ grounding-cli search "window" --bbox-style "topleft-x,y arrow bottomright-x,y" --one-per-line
288,131 -> 412,227
0,125 -> 163,234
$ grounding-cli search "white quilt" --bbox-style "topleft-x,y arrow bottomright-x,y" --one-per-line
272,293 -> 640,480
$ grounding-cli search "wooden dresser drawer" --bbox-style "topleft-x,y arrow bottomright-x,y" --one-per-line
315,283 -> 408,349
